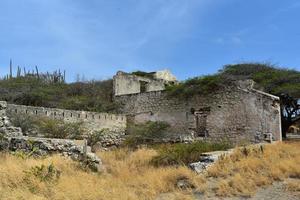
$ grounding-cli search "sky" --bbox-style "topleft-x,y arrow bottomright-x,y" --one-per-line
0,0 -> 300,82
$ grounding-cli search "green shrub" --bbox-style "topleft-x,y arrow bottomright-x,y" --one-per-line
24,163 -> 61,183
35,117 -> 85,139
11,149 -> 37,159
86,129 -> 108,149
124,121 -> 170,147
166,74 -> 230,98
0,77 -> 117,113
8,112 -> 36,133
131,71 -> 155,79
166,62 -> 300,98
150,141 -> 231,166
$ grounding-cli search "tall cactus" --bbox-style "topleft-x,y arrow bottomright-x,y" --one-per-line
9,59 -> 13,79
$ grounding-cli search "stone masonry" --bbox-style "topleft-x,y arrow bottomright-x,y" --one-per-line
0,101 -> 102,171
6,103 -> 127,133
0,69 -> 283,146
114,71 -> 282,144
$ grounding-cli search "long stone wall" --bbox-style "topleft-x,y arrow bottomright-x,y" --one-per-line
6,104 -> 127,133
115,80 -> 282,144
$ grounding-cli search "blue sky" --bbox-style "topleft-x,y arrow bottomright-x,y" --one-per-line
0,0 -> 299,81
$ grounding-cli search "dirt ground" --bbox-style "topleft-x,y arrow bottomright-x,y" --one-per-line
200,181 -> 300,200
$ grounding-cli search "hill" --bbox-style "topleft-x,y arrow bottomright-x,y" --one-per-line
167,63 -> 300,98
0,76 -> 117,113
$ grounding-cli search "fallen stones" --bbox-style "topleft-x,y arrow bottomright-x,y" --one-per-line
189,150 -> 233,173
5,136 -> 102,171
176,177 -> 195,190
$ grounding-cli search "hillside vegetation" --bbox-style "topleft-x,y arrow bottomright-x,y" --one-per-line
0,142 -> 299,199
1,63 -> 299,112
167,63 -> 300,98
0,76 -> 117,112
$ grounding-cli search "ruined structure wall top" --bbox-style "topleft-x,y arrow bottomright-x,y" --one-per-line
6,103 -> 127,133
113,70 -> 177,96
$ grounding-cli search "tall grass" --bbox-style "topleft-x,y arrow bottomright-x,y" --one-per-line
0,149 -> 205,200
151,141 -> 231,166
0,142 -> 299,199
207,142 -> 300,197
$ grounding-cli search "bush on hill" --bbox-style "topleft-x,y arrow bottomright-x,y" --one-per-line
0,77 -> 118,112
124,121 -> 170,148
166,62 -> 300,98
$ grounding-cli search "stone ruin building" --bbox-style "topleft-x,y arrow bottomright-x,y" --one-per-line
113,70 -> 282,144
0,69 -> 282,149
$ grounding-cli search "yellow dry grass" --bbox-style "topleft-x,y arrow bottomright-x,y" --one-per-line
207,142 -> 300,197
285,179 -> 300,192
1,142 -> 299,199
0,148 -> 205,200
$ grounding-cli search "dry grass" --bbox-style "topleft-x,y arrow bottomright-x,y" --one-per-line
1,142 -> 299,199
0,148 -> 205,200
285,179 -> 300,192
207,142 -> 300,197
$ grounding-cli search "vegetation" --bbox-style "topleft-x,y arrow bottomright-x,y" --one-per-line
0,142 -> 299,199
124,121 -> 170,147
131,70 -> 155,79
9,113 -> 85,139
0,75 -> 117,113
207,142 -> 300,197
166,74 -> 230,98
24,163 -> 61,183
86,129 -> 109,151
167,62 -> 300,98
0,149 -> 205,200
35,118 -> 85,139
9,112 -> 37,133
222,63 -> 300,97
151,141 -> 231,166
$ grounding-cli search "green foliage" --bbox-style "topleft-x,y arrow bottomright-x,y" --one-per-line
166,75 -> 229,98
0,77 -> 118,112
150,141 -> 231,166
35,117 -> 85,139
87,129 -> 108,147
8,112 -> 36,133
221,63 -> 275,77
131,71 -> 155,79
11,148 -> 38,159
222,63 -> 300,97
24,163 -> 61,183
124,121 -> 170,147
9,113 -> 86,139
167,62 -> 300,98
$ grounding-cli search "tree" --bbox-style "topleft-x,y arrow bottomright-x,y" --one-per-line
280,94 -> 300,138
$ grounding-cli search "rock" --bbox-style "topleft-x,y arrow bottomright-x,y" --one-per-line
176,178 -> 195,190
189,162 -> 210,174
189,150 -> 233,173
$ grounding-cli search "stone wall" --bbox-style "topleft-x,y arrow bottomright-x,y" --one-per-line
115,80 -> 282,143
0,101 -> 101,171
6,104 -> 127,133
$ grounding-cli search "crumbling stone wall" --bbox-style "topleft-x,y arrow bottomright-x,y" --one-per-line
113,71 -> 167,96
0,101 -> 101,171
115,80 -> 282,143
6,104 -> 127,133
